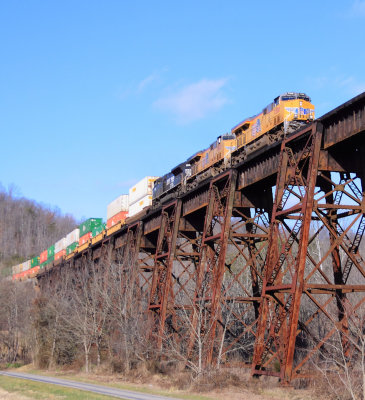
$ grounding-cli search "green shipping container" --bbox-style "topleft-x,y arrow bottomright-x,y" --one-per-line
91,223 -> 105,237
40,259 -> 52,268
41,255 -> 54,268
47,245 -> 55,258
66,242 -> 78,255
31,256 -> 40,268
79,218 -> 103,236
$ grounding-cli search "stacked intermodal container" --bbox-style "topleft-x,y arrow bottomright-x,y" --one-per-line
79,231 -> 92,245
92,223 -> 105,237
12,263 -> 22,275
128,176 -> 158,217
66,242 -> 78,255
55,237 -> 66,261
31,256 -> 40,268
47,245 -> 55,265
107,195 -> 129,228
40,249 -> 48,268
48,244 -> 55,258
79,218 -> 103,245
129,195 -> 153,217
66,228 -> 79,255
28,266 -> 40,278
26,256 -> 40,276
10,181 -> 156,280
18,260 -> 31,280
23,260 -> 31,272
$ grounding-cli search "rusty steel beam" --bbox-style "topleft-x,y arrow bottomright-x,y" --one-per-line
321,91 -> 365,149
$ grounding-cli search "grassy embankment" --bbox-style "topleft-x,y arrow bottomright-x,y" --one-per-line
0,375 -> 122,400
0,367 -> 216,400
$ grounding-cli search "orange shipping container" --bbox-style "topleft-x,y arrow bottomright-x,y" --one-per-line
79,232 -> 92,246
55,249 -> 66,261
106,211 -> 128,229
29,266 -> 40,277
40,250 -> 48,264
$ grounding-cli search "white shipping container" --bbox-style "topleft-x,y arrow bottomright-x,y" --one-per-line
55,237 -> 66,253
128,195 -> 153,217
129,176 -> 158,205
65,229 -> 80,247
23,260 -> 31,271
107,194 -> 129,220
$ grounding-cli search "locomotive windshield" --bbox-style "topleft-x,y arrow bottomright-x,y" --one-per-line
280,92 -> 311,102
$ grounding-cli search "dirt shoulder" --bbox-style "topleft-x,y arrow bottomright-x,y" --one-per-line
11,364 -> 317,400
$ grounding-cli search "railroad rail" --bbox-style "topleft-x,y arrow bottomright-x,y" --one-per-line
37,92 -> 365,384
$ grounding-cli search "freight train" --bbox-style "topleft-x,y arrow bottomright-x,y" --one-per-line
11,92 -> 314,281
153,92 -> 314,203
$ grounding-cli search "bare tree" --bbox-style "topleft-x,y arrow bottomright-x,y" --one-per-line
58,260 -> 111,373
311,301 -> 365,400
100,250 -> 151,372
0,280 -> 35,364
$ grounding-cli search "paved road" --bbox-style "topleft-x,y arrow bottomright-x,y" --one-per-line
0,371 -> 183,400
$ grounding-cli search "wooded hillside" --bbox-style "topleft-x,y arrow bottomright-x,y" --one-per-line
0,185 -> 78,276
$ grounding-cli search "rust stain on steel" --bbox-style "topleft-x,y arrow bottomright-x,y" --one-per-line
238,152 -> 280,190
144,215 -> 162,235
182,190 -> 209,216
321,91 -> 365,149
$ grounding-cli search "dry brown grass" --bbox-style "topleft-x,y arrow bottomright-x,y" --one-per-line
0,387 -> 32,400
16,363 -> 326,400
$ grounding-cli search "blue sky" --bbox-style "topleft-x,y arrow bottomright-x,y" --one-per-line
1,0 -> 365,221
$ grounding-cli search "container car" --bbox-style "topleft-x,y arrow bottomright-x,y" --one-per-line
129,195 -> 153,217
107,195 -> 129,219
129,176 -> 158,205
79,218 -> 103,236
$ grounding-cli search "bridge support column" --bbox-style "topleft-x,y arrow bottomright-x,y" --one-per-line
186,170 -> 237,367
252,121 -> 365,384
216,186 -> 271,367
148,200 -> 182,348
252,123 -> 323,382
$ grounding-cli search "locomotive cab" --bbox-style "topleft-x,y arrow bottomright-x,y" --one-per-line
279,92 -> 315,123
218,133 -> 237,164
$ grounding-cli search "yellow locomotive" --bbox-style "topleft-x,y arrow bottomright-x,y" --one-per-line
187,92 -> 315,184
232,92 -> 315,158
